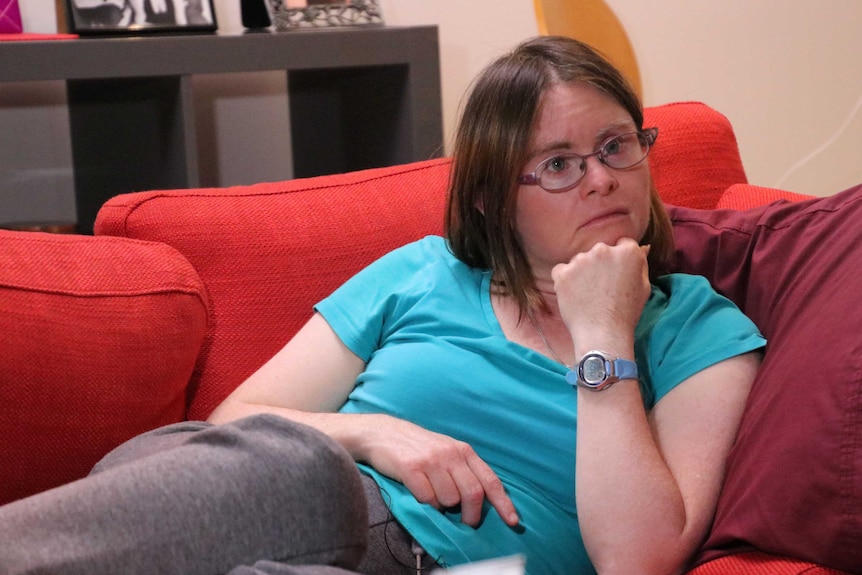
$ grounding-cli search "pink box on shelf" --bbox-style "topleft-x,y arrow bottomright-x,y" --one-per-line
0,0 -> 22,34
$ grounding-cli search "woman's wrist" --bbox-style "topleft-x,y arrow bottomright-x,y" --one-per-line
572,330 -> 636,361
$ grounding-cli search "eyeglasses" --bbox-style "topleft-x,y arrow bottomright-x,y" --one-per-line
517,127 -> 659,193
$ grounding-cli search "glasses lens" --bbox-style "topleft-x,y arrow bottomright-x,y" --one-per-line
529,130 -> 656,192
601,132 -> 650,169
537,155 -> 585,191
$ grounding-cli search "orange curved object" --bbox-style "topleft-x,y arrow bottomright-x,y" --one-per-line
533,0 -> 642,97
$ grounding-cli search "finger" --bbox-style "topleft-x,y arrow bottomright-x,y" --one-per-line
466,455 -> 520,526
551,263 -> 564,284
424,465 -> 463,510
401,472 -> 440,510
446,464 -> 488,527
614,237 -> 639,249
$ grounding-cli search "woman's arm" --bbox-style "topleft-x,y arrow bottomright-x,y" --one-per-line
207,313 -> 519,527
207,313 -> 366,423
552,238 -> 759,573
575,352 -> 759,575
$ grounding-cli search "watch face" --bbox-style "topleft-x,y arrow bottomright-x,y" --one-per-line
581,355 -> 608,385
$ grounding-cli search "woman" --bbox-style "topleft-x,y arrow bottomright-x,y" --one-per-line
0,36 -> 763,575
208,35 -> 763,573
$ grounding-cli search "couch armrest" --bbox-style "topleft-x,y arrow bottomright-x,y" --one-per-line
645,101 -> 748,209
0,230 -> 208,505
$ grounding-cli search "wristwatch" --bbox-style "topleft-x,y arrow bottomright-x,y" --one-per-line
565,350 -> 638,391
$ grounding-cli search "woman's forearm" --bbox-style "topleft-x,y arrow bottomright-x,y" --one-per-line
575,379 -> 692,575
573,350 -> 757,574
207,400 -> 379,461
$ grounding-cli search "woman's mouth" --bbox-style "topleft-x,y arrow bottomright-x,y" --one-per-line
582,209 -> 627,228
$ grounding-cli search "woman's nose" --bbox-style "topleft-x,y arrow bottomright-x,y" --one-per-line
578,155 -> 617,197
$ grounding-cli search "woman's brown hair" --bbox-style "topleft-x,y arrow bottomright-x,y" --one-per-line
445,36 -> 674,315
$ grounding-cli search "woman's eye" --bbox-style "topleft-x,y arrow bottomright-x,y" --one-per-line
546,157 -> 571,173
604,138 -> 624,155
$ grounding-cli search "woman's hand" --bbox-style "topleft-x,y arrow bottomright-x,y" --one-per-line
551,238 -> 650,353
208,313 -> 519,529
359,414 -> 520,528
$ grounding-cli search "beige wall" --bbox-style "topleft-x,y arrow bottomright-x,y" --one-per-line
618,1 -> 862,196
11,0 -> 862,219
378,0 -> 862,197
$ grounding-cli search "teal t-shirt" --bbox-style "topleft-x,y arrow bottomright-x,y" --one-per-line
315,236 -> 765,575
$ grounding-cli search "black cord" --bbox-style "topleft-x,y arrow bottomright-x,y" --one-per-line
377,485 -> 443,573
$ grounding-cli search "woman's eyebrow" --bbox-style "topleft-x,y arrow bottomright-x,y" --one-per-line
530,123 -> 635,158
592,121 -> 638,145
531,139 -> 575,157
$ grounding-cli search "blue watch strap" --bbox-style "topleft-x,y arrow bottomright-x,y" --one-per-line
612,358 -> 638,381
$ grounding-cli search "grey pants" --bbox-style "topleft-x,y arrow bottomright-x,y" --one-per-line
0,415 -> 438,575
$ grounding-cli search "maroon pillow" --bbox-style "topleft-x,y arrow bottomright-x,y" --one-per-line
667,184 -> 862,572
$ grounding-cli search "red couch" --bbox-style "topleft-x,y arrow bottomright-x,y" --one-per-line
1,102 -> 859,574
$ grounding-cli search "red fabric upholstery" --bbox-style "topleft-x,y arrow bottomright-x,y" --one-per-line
687,552 -> 853,575
644,101 -> 748,209
718,183 -> 816,210
669,184 -> 862,573
96,159 -> 452,419
0,231 -> 208,505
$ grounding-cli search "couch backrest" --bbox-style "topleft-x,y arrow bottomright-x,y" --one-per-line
95,101 -> 747,420
643,101 -> 747,209
97,160 -> 451,419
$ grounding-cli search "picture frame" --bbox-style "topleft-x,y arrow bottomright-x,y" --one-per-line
65,0 -> 217,36
267,0 -> 382,31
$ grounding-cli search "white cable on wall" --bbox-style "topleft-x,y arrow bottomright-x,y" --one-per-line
774,89 -> 862,190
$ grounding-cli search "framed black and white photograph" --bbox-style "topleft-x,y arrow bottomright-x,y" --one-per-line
267,0 -> 382,31
65,0 -> 217,35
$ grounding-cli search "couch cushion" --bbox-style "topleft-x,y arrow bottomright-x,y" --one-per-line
96,158 -> 452,420
0,231 -> 208,505
644,101 -> 748,210
668,183 -> 862,572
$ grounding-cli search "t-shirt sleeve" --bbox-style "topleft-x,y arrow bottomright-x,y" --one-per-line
638,274 -> 766,408
314,237 -> 437,362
